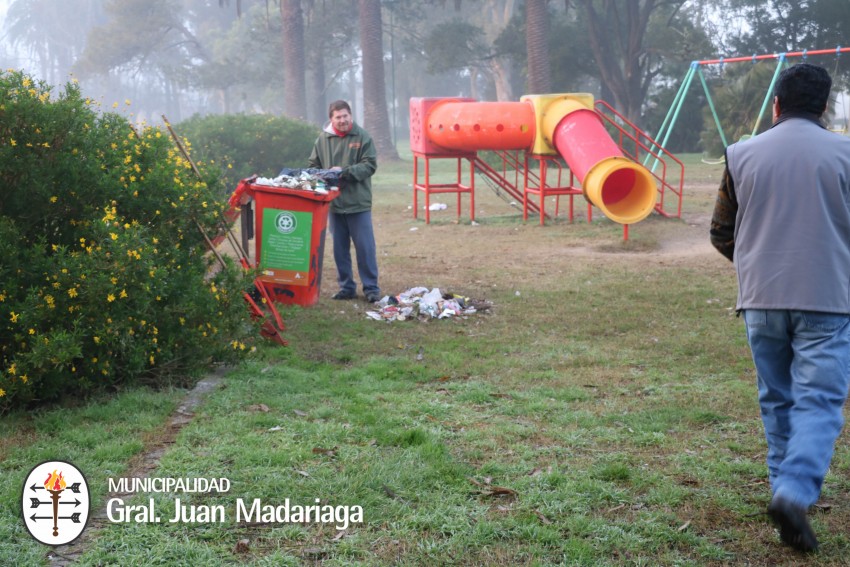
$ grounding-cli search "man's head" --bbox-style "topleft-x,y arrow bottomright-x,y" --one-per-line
328,100 -> 353,133
773,63 -> 832,117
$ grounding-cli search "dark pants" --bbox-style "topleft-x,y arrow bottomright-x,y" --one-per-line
330,210 -> 379,296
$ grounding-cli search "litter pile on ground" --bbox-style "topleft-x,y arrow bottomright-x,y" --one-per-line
366,287 -> 492,322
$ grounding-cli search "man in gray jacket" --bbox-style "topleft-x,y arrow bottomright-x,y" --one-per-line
711,63 -> 850,552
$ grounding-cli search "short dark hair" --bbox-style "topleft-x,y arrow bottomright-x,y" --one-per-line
328,100 -> 351,118
774,63 -> 832,116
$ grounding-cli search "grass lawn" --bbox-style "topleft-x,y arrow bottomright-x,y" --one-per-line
3,150 -> 850,565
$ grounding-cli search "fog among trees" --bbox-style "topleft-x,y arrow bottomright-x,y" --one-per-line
2,0 -> 849,155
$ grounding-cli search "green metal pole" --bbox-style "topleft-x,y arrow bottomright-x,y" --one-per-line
652,64 -> 695,151
751,54 -> 786,137
698,67 -> 728,148
646,63 -> 697,170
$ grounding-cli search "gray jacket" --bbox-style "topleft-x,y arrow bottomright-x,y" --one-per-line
727,115 -> 850,313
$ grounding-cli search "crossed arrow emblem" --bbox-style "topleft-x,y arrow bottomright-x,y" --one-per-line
22,461 -> 90,546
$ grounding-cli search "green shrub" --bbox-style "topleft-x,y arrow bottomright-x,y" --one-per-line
0,70 -> 258,411
175,113 -> 320,193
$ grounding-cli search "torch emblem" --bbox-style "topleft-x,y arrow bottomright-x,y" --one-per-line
22,460 -> 90,545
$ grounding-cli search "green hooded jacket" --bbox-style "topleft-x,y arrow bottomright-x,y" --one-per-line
308,122 -> 377,214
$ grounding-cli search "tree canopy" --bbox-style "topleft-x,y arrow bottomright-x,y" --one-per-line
3,0 -> 850,154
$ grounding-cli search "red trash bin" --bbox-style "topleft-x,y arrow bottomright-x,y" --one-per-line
230,177 -> 338,306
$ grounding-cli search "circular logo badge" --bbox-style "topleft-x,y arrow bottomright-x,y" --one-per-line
21,460 -> 90,546
275,211 -> 297,234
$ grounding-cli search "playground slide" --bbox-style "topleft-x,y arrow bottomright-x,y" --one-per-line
420,97 -> 657,224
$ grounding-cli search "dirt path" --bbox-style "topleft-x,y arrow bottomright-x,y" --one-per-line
46,367 -> 229,565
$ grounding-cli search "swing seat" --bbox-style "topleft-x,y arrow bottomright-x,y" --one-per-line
701,154 -> 725,165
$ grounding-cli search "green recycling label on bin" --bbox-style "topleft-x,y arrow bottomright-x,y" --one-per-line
259,208 -> 313,286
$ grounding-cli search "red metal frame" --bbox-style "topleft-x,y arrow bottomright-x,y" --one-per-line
697,46 -> 850,66
522,154 -> 586,225
413,152 -> 476,224
471,152 -> 540,217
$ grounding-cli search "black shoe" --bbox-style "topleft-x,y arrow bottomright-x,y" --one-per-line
768,496 -> 819,552
366,292 -> 382,303
332,290 -> 356,300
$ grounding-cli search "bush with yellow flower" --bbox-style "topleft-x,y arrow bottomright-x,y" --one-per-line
0,70 -> 258,411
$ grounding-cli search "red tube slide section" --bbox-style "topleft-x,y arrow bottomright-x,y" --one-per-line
426,99 -> 656,224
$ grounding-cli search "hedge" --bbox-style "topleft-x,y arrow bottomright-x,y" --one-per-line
0,70 -> 258,411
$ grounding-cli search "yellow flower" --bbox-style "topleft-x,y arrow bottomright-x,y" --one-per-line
10,139 -> 16,146
28,328 -> 35,335
68,288 -> 78,298
107,293 -> 115,302
119,289 -> 128,299
10,312 -> 19,323
8,363 -> 16,375
50,196 -> 58,203
110,233 -> 118,240
93,336 -> 100,344
0,388 -> 5,397
20,374 -> 28,383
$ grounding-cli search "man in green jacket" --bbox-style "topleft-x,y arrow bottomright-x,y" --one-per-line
308,100 -> 381,303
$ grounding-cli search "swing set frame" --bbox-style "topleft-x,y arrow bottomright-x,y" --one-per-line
651,46 -> 850,165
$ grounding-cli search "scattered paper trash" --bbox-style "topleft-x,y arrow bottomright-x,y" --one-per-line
366,287 -> 492,322
427,203 -> 448,211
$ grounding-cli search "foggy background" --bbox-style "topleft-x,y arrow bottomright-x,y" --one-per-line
1,0 -> 849,155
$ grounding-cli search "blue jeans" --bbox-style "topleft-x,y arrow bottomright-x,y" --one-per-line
743,309 -> 850,507
329,210 -> 379,296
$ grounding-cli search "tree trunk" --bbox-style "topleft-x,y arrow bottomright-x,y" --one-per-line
357,0 -> 399,161
525,0 -> 552,94
577,0 -> 667,126
280,0 -> 307,120
489,58 -> 514,101
307,47 -> 326,126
